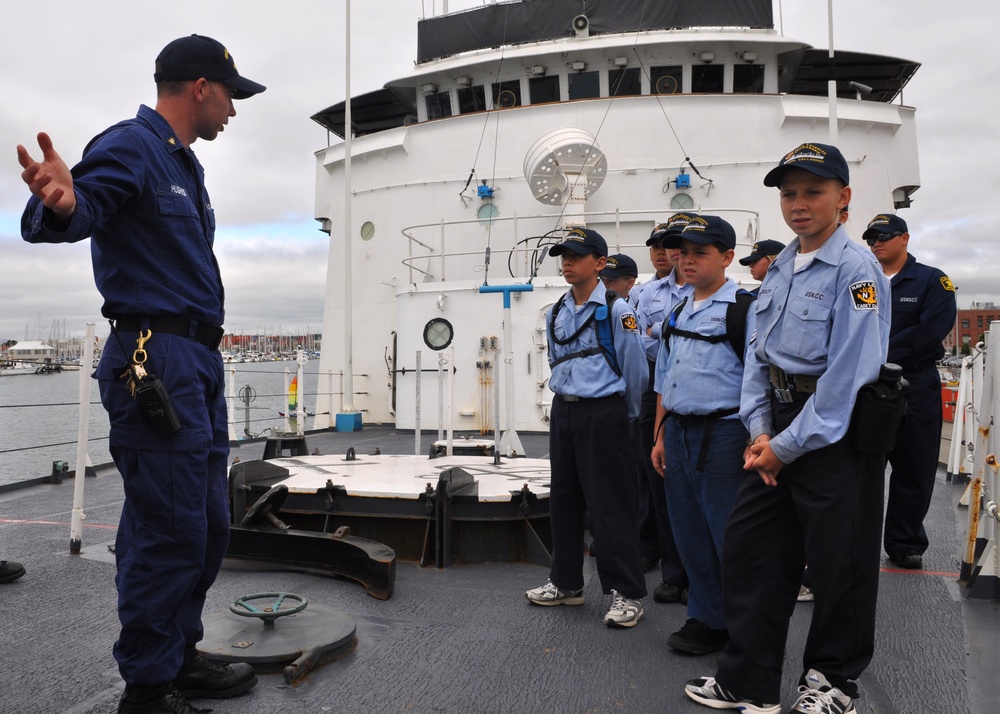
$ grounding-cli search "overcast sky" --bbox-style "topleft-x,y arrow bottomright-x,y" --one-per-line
2,0 -> 996,343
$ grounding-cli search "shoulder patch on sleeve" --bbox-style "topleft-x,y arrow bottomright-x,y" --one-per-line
849,280 -> 878,310
940,275 -> 956,292
619,313 -> 639,333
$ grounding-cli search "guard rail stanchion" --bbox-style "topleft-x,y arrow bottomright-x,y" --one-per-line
961,326 -> 1000,601
70,322 -> 96,554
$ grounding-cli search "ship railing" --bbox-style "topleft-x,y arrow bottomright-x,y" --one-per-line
400,207 -> 760,283
949,322 -> 1000,601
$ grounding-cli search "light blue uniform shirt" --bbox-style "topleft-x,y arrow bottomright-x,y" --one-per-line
547,282 -> 648,419
632,269 -> 693,362
740,226 -> 890,464
654,278 -> 755,417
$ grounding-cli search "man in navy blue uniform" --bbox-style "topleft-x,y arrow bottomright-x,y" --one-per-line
526,228 -> 649,628
18,35 -> 265,714
865,213 -> 957,570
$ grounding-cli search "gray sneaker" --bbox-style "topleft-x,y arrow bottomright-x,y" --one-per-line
788,670 -> 856,714
525,581 -> 584,606
603,589 -> 643,627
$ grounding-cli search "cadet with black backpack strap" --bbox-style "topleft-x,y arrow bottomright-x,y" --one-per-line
525,227 -> 649,629
649,214 -> 756,657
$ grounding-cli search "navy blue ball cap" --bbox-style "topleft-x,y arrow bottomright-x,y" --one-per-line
763,142 -> 849,187
549,227 -> 608,258
862,213 -> 908,241
739,239 -> 786,266
601,254 -> 638,279
664,214 -> 736,250
646,213 -> 697,246
155,34 -> 266,99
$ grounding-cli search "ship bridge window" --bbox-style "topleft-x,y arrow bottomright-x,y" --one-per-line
568,70 -> 600,100
733,64 -> 765,93
529,76 -> 560,104
651,65 -> 683,95
692,64 -> 724,93
492,80 -> 522,108
425,90 -> 452,120
458,85 -> 487,114
610,67 -> 641,97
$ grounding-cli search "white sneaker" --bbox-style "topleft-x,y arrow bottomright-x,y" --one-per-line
525,581 -> 584,606
684,676 -> 780,713
603,589 -> 643,627
788,670 -> 856,714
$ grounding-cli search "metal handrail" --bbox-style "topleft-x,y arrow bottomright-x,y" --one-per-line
400,206 -> 761,282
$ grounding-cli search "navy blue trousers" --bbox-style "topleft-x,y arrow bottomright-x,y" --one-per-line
715,398 -> 885,702
883,367 -> 942,557
548,395 -> 646,598
98,331 -> 230,686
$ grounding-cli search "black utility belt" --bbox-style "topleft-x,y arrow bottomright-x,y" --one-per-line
769,365 -> 818,403
558,394 -> 622,403
113,316 -> 224,350
668,408 -> 740,426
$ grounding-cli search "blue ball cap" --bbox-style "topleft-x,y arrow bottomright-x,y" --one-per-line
601,253 -> 638,279
664,214 -> 736,250
549,227 -> 608,258
862,214 -> 909,241
646,213 -> 698,246
154,34 -> 266,99
763,142 -> 849,187
739,239 -> 787,265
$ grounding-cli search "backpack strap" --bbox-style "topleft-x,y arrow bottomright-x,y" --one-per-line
548,290 -> 622,377
725,289 -> 757,364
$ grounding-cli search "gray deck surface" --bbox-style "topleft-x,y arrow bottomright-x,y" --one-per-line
1,426 -> 997,713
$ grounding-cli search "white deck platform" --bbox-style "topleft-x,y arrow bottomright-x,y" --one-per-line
266,454 -> 552,502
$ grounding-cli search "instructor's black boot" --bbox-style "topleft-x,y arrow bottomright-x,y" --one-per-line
118,684 -> 201,714
174,649 -> 257,699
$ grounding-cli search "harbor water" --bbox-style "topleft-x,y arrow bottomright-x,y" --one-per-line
0,360 -> 326,488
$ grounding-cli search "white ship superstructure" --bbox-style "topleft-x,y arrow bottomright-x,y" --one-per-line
311,0 -> 920,435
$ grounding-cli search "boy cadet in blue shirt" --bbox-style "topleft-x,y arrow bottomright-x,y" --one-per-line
865,213 -> 957,570
650,215 -> 755,656
630,216 -> 694,603
685,144 -> 890,714
526,228 -> 649,627
18,35 -> 264,714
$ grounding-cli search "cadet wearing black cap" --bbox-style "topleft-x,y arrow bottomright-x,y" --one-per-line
630,216 -> 693,603
738,239 -> 786,291
600,253 -> 639,300
864,213 -> 956,570
685,143 -> 891,714
526,228 -> 649,628
18,34 -> 265,714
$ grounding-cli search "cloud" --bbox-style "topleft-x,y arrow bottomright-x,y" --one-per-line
3,0 -> 998,346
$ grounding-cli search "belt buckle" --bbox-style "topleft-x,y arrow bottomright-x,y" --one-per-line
562,394 -> 580,402
773,387 -> 794,404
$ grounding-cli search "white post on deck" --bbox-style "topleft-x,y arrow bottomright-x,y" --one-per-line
296,348 -> 307,437
477,285 -> 533,456
415,350 -> 422,455
227,367 -> 238,441
70,322 -> 95,554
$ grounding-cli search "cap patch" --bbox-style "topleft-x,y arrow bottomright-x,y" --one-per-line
620,313 -> 639,333
850,280 -> 878,310
940,276 -> 955,292
783,143 -> 829,166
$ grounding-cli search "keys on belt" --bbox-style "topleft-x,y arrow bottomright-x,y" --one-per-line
769,365 -> 819,403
